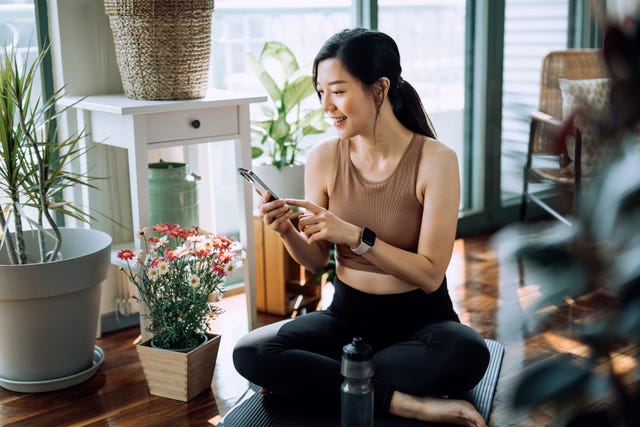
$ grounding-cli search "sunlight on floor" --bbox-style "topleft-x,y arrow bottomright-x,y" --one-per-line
542,331 -> 590,357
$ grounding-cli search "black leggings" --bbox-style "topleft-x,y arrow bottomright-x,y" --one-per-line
233,278 -> 489,415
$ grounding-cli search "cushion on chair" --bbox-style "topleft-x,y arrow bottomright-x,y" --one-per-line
558,77 -> 617,175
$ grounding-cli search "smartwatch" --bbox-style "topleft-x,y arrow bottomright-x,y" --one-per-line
351,227 -> 376,255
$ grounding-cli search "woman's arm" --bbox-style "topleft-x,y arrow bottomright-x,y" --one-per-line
259,140 -> 335,273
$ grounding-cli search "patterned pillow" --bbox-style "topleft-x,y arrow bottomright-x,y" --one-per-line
558,77 -> 617,175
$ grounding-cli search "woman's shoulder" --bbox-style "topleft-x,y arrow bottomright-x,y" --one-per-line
416,135 -> 459,180
306,137 -> 339,198
418,135 -> 458,164
307,137 -> 340,165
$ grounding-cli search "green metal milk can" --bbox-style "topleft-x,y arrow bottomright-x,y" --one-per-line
148,161 -> 199,227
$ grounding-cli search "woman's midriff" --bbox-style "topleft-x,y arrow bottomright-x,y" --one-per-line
336,264 -> 420,295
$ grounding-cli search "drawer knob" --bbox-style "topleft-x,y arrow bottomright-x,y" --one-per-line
191,119 -> 201,129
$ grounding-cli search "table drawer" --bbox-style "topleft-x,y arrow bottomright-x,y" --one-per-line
145,106 -> 238,143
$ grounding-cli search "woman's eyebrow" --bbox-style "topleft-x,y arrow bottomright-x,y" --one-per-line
317,80 -> 348,87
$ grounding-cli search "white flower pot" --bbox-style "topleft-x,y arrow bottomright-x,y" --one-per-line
252,163 -> 305,204
0,228 -> 112,392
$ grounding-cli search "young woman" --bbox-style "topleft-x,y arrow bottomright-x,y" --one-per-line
233,28 -> 489,427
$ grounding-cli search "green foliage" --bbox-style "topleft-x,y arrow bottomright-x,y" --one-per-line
497,12 -> 640,426
0,45 -> 95,264
512,354 -> 594,409
245,41 -> 330,169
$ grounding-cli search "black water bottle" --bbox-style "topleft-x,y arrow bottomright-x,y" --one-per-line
340,337 -> 374,427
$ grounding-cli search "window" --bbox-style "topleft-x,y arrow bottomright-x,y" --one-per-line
500,0 -> 569,203
0,1 -> 41,99
379,0 -> 467,209
0,0 -> 44,228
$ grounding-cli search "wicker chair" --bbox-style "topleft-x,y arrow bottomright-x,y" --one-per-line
519,49 -> 608,225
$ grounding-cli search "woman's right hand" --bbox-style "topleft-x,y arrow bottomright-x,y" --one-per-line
258,192 -> 293,235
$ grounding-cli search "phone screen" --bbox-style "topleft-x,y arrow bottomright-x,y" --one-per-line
237,167 -> 279,201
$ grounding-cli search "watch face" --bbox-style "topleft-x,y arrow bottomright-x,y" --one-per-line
361,227 -> 376,246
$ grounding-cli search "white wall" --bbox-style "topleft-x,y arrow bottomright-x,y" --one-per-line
48,0 -> 138,331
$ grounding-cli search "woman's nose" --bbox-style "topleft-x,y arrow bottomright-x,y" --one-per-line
321,94 -> 334,112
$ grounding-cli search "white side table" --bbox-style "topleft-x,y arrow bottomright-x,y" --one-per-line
59,90 -> 266,333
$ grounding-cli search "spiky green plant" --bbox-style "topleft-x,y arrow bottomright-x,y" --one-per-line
0,46 -> 96,264
245,41 -> 330,169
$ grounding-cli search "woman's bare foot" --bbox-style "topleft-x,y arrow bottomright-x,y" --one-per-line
390,391 -> 487,427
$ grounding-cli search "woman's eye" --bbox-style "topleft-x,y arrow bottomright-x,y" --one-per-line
332,91 -> 343,95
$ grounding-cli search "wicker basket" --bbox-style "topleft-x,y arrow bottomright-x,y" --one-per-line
104,0 -> 214,100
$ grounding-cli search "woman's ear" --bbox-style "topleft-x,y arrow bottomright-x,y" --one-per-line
374,77 -> 391,107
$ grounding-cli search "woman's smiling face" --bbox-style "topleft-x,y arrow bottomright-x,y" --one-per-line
316,58 -> 377,139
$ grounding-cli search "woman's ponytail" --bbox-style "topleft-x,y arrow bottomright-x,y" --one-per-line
390,79 -> 437,139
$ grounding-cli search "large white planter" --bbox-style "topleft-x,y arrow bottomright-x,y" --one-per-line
0,228 -> 112,392
252,163 -> 305,202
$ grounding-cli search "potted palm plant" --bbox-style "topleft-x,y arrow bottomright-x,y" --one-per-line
0,46 -> 112,392
245,41 -> 330,199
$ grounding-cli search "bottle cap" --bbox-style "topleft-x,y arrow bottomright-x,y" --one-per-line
342,337 -> 373,361
341,337 -> 374,378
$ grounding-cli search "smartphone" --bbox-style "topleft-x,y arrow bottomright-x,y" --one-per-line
237,167 -> 279,201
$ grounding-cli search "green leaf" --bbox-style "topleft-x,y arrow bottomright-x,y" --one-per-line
283,75 -> 316,115
300,108 -> 330,134
584,148 -> 640,242
251,146 -> 264,159
244,52 -> 281,103
512,354 -> 592,409
251,119 -> 274,133
259,103 -> 275,118
615,296 -> 640,341
612,238 -> 640,296
271,114 -> 291,142
261,41 -> 299,81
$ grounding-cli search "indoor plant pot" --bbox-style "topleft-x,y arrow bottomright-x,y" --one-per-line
252,162 -> 305,201
0,228 -> 112,391
136,332 -> 221,401
0,47 -> 112,392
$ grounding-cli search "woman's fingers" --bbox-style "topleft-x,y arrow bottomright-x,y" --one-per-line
264,204 -> 289,223
284,199 -> 322,214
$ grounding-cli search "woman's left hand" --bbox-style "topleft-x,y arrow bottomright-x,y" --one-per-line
285,199 -> 360,247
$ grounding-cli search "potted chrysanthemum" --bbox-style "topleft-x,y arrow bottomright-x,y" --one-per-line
117,223 -> 244,401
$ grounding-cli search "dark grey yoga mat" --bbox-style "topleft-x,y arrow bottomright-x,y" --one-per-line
220,339 -> 504,427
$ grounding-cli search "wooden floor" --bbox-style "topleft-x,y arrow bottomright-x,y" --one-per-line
1,231 -> 637,426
